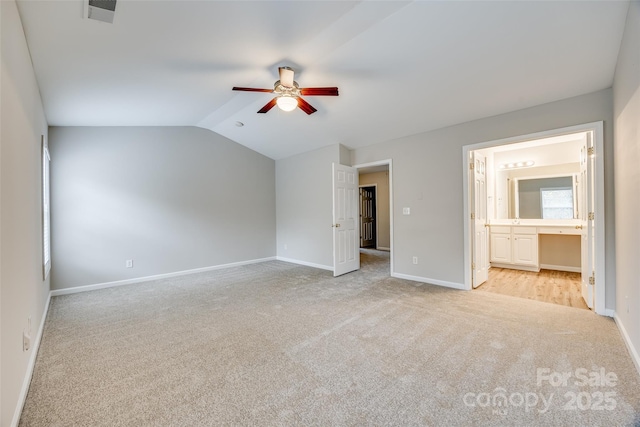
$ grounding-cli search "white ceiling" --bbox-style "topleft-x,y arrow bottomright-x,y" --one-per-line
16,0 -> 629,160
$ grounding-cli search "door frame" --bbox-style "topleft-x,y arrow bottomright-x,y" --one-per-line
462,122 -> 606,315
358,184 -> 378,249
353,159 -> 394,275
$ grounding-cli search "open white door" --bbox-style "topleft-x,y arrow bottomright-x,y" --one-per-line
471,152 -> 489,288
333,163 -> 360,276
579,133 -> 595,309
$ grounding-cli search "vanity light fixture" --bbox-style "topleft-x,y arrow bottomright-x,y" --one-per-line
499,160 -> 534,169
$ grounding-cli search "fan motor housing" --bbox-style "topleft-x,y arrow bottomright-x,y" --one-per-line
274,81 -> 300,97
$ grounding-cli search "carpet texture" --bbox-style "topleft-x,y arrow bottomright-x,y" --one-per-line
20,250 -> 640,426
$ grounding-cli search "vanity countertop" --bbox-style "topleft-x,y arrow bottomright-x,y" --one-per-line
489,219 -> 581,227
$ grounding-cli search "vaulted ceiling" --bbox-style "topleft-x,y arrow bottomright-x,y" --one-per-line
16,0 -> 629,159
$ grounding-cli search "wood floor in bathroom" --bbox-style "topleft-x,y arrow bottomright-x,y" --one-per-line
475,267 -> 589,310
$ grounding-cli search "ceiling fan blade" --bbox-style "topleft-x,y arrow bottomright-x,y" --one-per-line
232,87 -> 273,93
279,67 -> 295,88
257,98 -> 278,114
299,87 -> 339,96
297,97 -> 317,115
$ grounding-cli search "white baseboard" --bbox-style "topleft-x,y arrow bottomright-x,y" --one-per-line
391,272 -> 465,290
604,308 -> 615,318
51,257 -> 277,296
539,264 -> 581,273
376,247 -> 390,251
11,291 -> 52,427
276,256 -> 333,271
613,312 -> 640,378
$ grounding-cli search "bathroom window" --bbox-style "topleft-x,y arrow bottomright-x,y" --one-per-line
540,187 -> 573,220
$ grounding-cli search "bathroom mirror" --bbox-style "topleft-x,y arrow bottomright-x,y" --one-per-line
512,176 -> 576,219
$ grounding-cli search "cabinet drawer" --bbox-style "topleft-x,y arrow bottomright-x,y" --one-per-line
490,226 -> 511,234
538,226 -> 581,235
512,226 -> 537,235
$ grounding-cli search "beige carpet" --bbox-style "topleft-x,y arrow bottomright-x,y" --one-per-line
20,250 -> 640,426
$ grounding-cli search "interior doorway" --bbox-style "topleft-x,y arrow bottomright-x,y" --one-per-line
463,122 -> 606,315
354,160 -> 393,275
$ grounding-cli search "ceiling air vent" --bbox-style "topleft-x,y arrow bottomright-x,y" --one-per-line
85,0 -> 117,24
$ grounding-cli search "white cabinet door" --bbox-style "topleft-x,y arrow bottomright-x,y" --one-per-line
490,233 -> 511,263
513,234 -> 538,266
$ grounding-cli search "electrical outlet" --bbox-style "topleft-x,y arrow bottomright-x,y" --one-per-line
403,207 -> 411,215
126,259 -> 133,268
23,331 -> 30,352
412,256 -> 418,265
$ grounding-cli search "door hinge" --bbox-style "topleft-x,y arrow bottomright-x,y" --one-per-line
587,147 -> 595,156
588,212 -> 595,221
472,262 -> 476,270
471,212 -> 475,220
469,163 -> 474,170
589,276 -> 595,286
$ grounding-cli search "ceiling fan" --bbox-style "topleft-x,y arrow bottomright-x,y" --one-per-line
232,67 -> 339,115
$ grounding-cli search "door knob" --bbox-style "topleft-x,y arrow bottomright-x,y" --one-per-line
332,224 -> 341,228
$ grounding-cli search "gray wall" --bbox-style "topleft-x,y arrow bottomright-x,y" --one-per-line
339,144 -> 351,166
613,1 -> 640,370
1,1 -> 51,424
49,126 -> 276,290
539,235 -> 581,269
359,171 -> 390,249
351,89 -> 616,308
276,144 -> 342,269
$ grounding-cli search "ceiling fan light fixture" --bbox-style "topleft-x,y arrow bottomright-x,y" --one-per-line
276,96 -> 298,112
232,67 -> 338,115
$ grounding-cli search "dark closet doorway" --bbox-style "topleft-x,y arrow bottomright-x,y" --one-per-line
360,186 -> 376,248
